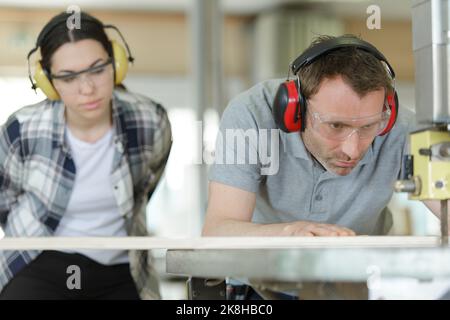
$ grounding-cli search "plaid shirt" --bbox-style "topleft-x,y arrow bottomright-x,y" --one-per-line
0,89 -> 172,299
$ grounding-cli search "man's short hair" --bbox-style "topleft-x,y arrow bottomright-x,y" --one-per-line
298,34 -> 394,99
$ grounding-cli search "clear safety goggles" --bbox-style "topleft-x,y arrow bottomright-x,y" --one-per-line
51,59 -> 113,95
307,105 -> 391,141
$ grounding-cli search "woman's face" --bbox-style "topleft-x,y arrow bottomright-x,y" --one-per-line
50,39 -> 114,125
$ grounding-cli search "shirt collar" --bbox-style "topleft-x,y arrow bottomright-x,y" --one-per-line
111,91 -> 128,149
52,100 -> 66,150
280,130 -> 311,160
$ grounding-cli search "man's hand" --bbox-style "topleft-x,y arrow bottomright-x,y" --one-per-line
203,181 -> 357,236
280,221 -> 356,237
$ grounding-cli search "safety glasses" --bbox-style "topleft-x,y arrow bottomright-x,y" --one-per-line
307,104 -> 390,141
51,59 -> 113,95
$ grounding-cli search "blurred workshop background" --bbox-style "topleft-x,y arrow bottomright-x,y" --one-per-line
0,0 -> 438,298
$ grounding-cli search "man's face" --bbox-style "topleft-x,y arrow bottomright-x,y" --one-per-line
301,75 -> 386,176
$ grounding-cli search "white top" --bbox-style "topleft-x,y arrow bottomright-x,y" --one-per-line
54,126 -> 129,265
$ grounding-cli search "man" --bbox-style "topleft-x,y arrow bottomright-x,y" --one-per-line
203,34 -> 415,238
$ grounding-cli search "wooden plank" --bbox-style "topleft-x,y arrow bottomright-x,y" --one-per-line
0,236 -> 443,250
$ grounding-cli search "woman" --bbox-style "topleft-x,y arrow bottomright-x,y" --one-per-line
0,11 -> 172,299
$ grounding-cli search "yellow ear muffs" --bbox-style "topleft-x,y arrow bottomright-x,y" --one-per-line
111,40 -> 128,85
32,40 -> 128,101
33,61 -> 61,101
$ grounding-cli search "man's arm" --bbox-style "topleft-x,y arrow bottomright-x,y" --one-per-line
202,181 -> 356,237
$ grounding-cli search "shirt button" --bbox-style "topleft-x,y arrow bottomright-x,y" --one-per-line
315,194 -> 323,201
115,140 -> 124,153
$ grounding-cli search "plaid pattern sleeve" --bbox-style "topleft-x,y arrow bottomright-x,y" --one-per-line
0,116 -> 23,228
0,89 -> 172,299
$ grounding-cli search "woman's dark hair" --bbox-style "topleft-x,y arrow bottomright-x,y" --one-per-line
39,11 -> 112,73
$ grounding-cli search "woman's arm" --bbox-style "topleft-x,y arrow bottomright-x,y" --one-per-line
0,117 -> 24,231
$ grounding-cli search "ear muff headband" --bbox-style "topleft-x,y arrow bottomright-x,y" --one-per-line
290,37 -> 395,78
27,13 -> 134,101
273,36 -> 398,135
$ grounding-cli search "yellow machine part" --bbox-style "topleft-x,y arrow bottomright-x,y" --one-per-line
410,130 -> 450,200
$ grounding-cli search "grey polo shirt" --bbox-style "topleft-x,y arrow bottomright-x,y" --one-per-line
209,79 -> 415,235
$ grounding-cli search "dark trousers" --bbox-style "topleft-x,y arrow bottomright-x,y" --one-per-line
0,251 -> 140,300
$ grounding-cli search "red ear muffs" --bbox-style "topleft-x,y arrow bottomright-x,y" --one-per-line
273,37 -> 400,135
378,91 -> 398,136
273,80 -> 307,132
273,79 -> 399,136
